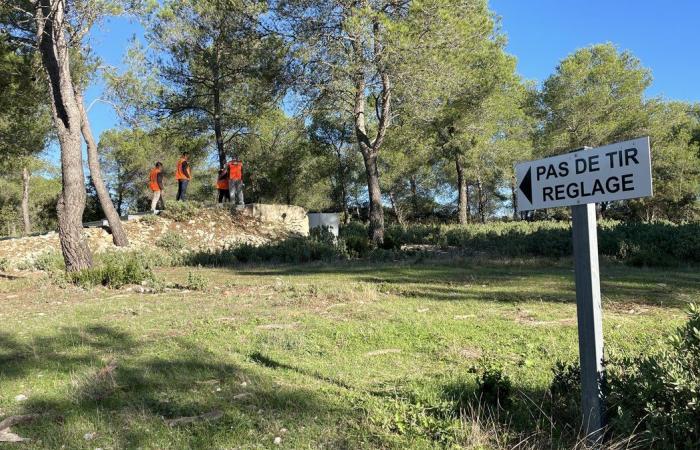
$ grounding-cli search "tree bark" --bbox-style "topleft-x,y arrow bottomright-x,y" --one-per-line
22,166 -> 31,235
213,47 -> 226,169
363,150 -> 384,243
36,0 -> 92,271
455,156 -> 468,225
410,175 -> 418,216
351,19 -> 391,244
388,190 -> 405,226
75,91 -> 129,247
476,176 -> 486,224
510,174 -> 518,221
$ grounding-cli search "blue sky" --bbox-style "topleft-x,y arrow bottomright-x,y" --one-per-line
79,1 -> 699,150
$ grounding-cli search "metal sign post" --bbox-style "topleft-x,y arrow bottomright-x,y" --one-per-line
515,137 -> 653,444
571,203 -> 605,443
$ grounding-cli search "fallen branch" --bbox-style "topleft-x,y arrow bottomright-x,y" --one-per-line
0,414 -> 40,432
164,410 -> 223,427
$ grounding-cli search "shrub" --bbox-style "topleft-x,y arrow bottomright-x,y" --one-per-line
341,220 -> 700,266
68,252 -> 154,289
159,201 -> 202,222
186,233 -> 347,267
155,231 -> 187,252
476,368 -> 512,409
549,361 -> 582,425
184,270 -> 208,291
549,304 -> 700,448
17,251 -> 65,272
606,304 -> 700,448
0,257 -> 9,272
140,214 -> 159,225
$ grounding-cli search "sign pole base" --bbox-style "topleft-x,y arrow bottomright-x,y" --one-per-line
571,203 -> 605,445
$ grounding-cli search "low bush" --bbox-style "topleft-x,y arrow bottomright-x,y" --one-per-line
339,220 -> 700,266
0,257 -> 9,272
139,214 -> 159,225
16,251 -> 65,272
155,231 -> 187,252
549,304 -> 700,448
184,270 -> 208,290
68,252 -> 154,289
476,368 -> 513,409
186,235 -> 347,266
159,201 -> 202,222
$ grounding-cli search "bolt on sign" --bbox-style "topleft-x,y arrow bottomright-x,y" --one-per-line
514,137 -> 653,446
515,136 -> 652,211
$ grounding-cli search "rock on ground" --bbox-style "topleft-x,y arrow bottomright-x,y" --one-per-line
0,204 -> 309,270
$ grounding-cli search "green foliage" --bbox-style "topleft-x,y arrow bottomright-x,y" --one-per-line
159,201 -> 202,222
476,368 -> 513,409
16,251 -> 65,272
605,304 -> 700,448
155,230 -> 186,252
549,305 -> 700,447
183,270 -> 208,291
0,257 -> 9,272
68,252 -> 154,289
549,361 -> 582,425
341,220 -> 700,266
186,234 -> 347,266
537,43 -> 651,153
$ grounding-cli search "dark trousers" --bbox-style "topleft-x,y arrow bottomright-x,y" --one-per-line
176,180 -> 189,201
217,188 -> 230,203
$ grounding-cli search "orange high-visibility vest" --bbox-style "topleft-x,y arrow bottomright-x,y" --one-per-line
175,157 -> 191,180
149,167 -> 161,192
227,161 -> 242,181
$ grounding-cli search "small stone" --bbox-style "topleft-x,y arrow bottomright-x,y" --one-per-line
274,436 -> 282,445
14,394 -> 27,402
84,432 -> 97,441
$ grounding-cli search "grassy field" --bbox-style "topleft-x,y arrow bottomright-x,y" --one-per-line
1,257 -> 698,448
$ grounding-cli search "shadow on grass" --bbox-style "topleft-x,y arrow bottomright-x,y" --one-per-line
222,259 -> 697,308
0,324 -> 356,448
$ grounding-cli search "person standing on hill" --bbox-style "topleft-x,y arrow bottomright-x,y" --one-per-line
227,155 -> 244,208
149,162 -> 164,213
216,168 -> 230,204
175,152 -> 192,201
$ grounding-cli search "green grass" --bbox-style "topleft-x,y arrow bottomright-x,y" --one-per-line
0,258 -> 697,448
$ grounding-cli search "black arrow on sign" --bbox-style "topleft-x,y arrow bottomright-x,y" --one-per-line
519,167 -> 533,204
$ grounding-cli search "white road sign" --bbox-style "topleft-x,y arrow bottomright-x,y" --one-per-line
515,137 -> 652,212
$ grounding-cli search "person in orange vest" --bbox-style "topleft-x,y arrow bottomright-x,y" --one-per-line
149,162 -> 164,213
227,155 -> 244,207
175,152 -> 191,201
216,168 -> 230,203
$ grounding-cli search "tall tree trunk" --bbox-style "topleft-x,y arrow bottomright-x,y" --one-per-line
388,190 -> 405,226
455,156 -> 468,225
213,49 -> 226,169
476,176 -> 486,224
36,0 -> 92,271
510,174 -> 518,221
352,20 -> 391,244
410,175 -> 418,216
335,148 -> 349,224
22,166 -> 31,235
363,150 -> 384,243
75,91 -> 129,247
